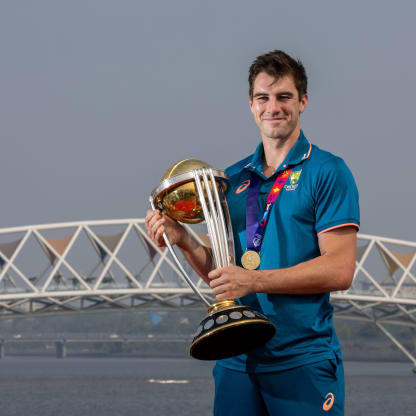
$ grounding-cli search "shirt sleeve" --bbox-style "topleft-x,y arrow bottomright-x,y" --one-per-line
314,156 -> 360,235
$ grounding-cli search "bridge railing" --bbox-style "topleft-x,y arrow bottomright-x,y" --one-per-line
0,219 -> 214,314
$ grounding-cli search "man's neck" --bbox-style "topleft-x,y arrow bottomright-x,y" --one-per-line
261,128 -> 300,176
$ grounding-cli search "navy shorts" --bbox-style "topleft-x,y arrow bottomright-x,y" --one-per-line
213,358 -> 345,415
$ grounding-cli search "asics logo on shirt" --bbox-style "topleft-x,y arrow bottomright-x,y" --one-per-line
235,180 -> 250,194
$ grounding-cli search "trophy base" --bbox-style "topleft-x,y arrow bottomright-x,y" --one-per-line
190,301 -> 276,360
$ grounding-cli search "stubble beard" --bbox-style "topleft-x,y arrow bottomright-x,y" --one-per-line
263,123 -> 293,142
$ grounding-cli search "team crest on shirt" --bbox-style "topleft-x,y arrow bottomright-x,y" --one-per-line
285,170 -> 302,191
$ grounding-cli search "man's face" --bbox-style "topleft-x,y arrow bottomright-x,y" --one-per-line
249,72 -> 308,141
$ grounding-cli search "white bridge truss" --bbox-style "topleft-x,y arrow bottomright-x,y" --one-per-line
0,219 -> 415,366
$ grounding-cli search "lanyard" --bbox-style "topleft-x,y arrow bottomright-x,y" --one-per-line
246,169 -> 292,253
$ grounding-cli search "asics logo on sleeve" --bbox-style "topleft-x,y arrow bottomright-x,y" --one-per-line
322,392 -> 335,411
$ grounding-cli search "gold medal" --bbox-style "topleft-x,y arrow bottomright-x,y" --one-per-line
241,250 -> 261,270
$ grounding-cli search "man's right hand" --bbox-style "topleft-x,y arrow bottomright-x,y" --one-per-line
145,209 -> 187,248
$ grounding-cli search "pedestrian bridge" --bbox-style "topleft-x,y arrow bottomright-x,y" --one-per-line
0,219 -> 415,366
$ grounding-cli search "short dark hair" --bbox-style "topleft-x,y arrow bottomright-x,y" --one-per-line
248,50 -> 307,100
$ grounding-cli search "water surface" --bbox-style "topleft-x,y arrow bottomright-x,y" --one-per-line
0,357 -> 414,416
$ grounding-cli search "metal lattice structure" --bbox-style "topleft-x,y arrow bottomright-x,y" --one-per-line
332,233 -> 416,366
0,219 -> 215,315
0,219 -> 415,365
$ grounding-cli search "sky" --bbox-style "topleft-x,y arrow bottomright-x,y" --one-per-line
0,0 -> 415,241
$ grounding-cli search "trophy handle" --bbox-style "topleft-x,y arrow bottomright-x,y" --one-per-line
193,168 -> 234,269
149,197 -> 211,308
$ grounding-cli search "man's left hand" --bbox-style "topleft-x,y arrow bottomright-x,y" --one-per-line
208,265 -> 258,301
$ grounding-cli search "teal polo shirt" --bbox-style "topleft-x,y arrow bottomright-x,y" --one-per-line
219,130 -> 360,373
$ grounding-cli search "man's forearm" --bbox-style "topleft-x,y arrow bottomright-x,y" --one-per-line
177,231 -> 214,284
252,251 -> 355,295
208,228 -> 357,300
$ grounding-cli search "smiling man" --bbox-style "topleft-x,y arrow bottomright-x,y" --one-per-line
146,50 -> 360,415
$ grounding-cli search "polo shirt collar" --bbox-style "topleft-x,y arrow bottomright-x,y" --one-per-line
243,130 -> 312,177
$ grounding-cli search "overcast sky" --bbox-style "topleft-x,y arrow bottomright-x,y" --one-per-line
0,0 -> 415,241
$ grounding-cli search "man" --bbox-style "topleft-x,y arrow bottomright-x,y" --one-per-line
146,50 -> 359,415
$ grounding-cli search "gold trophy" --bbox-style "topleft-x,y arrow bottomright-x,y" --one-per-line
150,159 -> 275,360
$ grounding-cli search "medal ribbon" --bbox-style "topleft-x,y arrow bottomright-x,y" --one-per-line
246,169 -> 292,253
